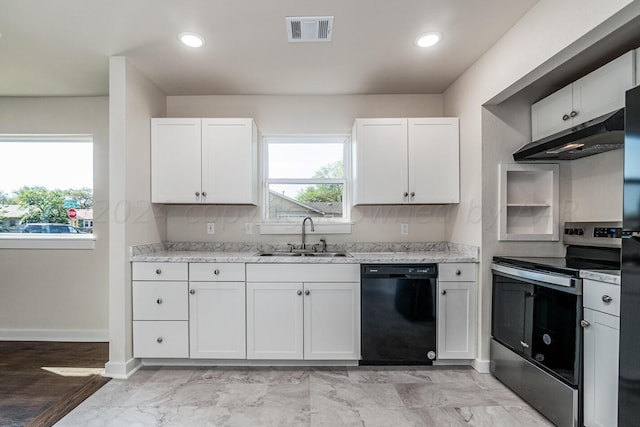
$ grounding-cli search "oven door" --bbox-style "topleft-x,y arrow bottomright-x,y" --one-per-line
492,266 -> 581,386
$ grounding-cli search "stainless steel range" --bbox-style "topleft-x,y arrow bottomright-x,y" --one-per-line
491,221 -> 624,427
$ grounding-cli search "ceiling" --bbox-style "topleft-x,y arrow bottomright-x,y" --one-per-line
0,0 -> 539,97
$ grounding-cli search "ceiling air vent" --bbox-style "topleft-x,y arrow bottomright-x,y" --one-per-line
286,16 -> 333,42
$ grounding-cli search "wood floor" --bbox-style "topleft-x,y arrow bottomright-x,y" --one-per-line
0,341 -> 109,427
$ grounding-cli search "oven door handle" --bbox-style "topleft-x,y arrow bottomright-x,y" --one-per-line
491,263 -> 578,288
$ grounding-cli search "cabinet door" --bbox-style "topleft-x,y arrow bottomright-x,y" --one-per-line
353,118 -> 408,204
303,282 -> 360,360
583,308 -> 620,427
573,50 -> 635,127
151,118 -> 202,203
408,118 -> 459,203
246,282 -> 304,360
189,282 -> 246,359
201,118 -> 257,204
531,85 -> 574,141
437,281 -> 476,359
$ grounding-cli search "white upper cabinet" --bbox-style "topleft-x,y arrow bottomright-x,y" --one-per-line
201,119 -> 258,204
151,118 -> 258,204
532,50 -> 636,141
352,117 -> 459,205
352,118 -> 408,204
408,118 -> 460,204
151,118 -> 202,204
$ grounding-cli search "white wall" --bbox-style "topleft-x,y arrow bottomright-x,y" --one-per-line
443,0 -> 636,365
106,57 -> 167,378
0,96 -> 109,340
567,149 -> 624,221
165,94 -> 450,243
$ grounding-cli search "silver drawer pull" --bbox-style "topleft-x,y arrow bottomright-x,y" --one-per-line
214,269 -> 220,275
441,290 -> 446,295
305,290 -> 310,296
581,320 -> 591,328
155,268 -> 162,275
455,269 -> 461,276
297,290 -> 302,296
602,295 -> 613,303
520,341 -> 529,349
156,298 -> 163,305
190,289 -> 196,295
157,337 -> 163,343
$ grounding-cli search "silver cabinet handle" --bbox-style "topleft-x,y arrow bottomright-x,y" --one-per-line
602,295 -> 613,303
305,290 -> 310,296
155,268 -> 162,275
455,269 -> 461,276
570,110 -> 578,118
403,192 -> 409,198
202,191 -> 207,197
156,298 -> 163,305
410,192 -> 415,198
562,114 -> 570,121
190,289 -> 196,295
581,320 -> 591,328
195,191 -> 200,197
214,269 -> 220,275
297,290 -> 302,296
157,337 -> 163,343
520,341 -> 529,349
441,290 -> 446,295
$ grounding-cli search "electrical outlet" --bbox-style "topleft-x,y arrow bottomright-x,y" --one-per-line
401,223 -> 409,235
245,223 -> 253,234
207,222 -> 215,234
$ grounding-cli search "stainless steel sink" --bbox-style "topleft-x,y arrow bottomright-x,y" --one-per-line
257,251 -> 351,257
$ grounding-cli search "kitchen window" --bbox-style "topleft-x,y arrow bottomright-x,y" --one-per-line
0,134 -> 95,249
261,135 -> 351,234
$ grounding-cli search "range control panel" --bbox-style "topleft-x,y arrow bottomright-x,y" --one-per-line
564,221 -> 640,247
593,227 -> 624,238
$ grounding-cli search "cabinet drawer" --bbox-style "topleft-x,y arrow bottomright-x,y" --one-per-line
133,282 -> 188,320
246,263 -> 359,282
189,263 -> 245,281
439,263 -> 476,282
132,262 -> 188,281
584,279 -> 620,317
133,321 -> 189,358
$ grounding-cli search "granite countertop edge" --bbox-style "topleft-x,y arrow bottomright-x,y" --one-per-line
130,241 -> 479,264
580,269 -> 621,285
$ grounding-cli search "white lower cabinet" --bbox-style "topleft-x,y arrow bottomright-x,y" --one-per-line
246,282 -> 304,359
246,264 -> 360,361
189,281 -> 246,359
437,263 -> 477,360
189,263 -> 246,359
583,278 -> 620,427
132,262 -> 189,358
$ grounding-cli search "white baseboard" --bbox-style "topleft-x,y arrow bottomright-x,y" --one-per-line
472,358 -> 491,374
0,329 -> 109,342
104,358 -> 142,379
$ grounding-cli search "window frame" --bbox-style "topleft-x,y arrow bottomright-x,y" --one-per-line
261,134 -> 352,235
0,134 -> 95,250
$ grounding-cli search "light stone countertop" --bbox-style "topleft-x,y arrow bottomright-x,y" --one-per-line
580,269 -> 621,285
130,250 -> 477,264
130,241 -> 479,264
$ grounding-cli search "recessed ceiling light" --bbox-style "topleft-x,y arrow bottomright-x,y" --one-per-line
179,32 -> 205,48
415,32 -> 441,48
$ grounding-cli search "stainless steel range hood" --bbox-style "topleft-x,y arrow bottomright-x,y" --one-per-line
513,109 -> 624,161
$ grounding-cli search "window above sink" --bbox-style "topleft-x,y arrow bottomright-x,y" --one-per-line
261,135 -> 352,235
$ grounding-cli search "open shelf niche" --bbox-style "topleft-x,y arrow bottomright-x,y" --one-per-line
499,163 -> 559,241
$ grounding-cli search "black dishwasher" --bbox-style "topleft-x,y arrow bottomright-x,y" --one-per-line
360,264 -> 437,365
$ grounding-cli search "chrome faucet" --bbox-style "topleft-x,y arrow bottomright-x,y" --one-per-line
301,216 -> 315,250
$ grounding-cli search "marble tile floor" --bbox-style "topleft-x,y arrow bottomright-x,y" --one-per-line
55,366 -> 554,427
